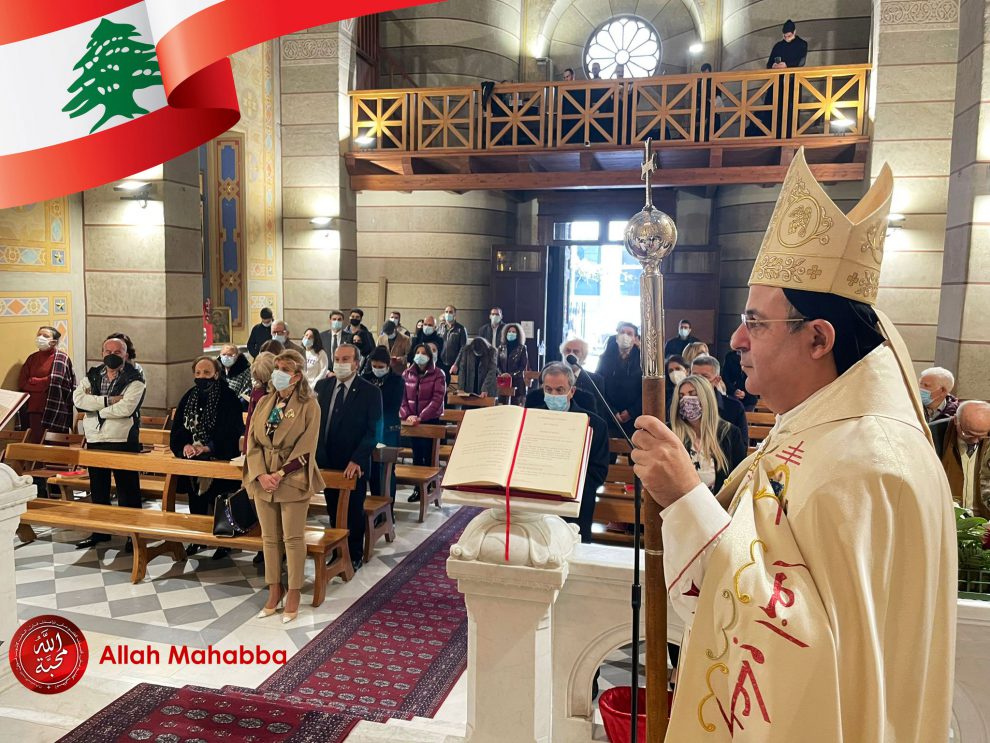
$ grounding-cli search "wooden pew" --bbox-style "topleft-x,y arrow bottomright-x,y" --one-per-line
591,463 -> 636,545
8,443 -> 355,606
446,393 -> 496,409
364,446 -> 399,561
396,423 -> 446,522
0,430 -> 29,463
746,411 -> 776,452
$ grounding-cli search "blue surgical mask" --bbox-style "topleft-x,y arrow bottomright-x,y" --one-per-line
331,320 -> 343,332
414,353 -> 429,367
506,332 -> 517,342
423,326 -> 435,336
301,337 -> 313,349
271,369 -> 293,391
272,334 -> 287,344
920,388 -> 933,406
220,354 -> 236,367
545,393 -> 569,412
444,313 -> 455,323
371,365 -> 389,378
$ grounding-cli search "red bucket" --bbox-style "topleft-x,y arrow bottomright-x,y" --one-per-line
599,686 -> 647,743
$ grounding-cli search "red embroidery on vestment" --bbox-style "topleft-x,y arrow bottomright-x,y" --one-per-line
775,441 -> 805,466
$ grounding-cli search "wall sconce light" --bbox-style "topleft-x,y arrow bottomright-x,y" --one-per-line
831,115 -> 855,133
113,181 -> 157,208
354,133 -> 375,146
310,216 -> 336,229
886,213 -> 905,237
689,42 -> 703,55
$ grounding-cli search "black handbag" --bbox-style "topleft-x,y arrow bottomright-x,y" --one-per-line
212,488 -> 258,537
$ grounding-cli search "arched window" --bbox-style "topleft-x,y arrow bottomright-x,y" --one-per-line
584,15 -> 661,80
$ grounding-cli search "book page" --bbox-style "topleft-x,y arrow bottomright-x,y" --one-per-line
508,408 -> 589,498
441,405 -> 523,488
0,389 -> 29,431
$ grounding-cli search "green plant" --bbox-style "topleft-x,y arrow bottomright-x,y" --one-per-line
956,505 -> 990,571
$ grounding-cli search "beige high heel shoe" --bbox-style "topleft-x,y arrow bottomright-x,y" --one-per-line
281,590 -> 300,624
256,584 -> 285,618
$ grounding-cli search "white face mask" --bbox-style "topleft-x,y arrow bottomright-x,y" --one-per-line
669,368 -> 687,385
616,334 -> 634,350
678,328 -> 690,339
271,369 -> 293,391
333,362 -> 354,379
371,365 -> 389,378
490,314 -> 502,325
35,335 -> 53,351
390,317 -> 400,325
422,326 -> 435,336
220,354 -> 236,368
272,333 -> 287,344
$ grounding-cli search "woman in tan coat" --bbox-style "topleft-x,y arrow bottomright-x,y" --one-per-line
243,350 -> 323,623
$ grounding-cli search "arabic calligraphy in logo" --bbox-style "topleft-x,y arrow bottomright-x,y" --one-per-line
8,614 -> 88,694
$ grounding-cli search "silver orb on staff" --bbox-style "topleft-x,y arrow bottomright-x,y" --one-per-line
623,137 -> 676,742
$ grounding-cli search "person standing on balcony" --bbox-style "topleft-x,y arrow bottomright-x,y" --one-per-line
765,19 -> 807,137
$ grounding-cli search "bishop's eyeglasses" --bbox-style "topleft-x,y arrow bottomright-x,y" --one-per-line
739,314 -> 809,332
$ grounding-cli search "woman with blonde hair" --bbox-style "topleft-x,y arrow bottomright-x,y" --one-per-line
681,341 -> 710,366
669,374 -> 747,494
243,350 -> 323,623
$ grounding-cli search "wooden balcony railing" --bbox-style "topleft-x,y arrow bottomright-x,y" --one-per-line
350,64 -> 869,152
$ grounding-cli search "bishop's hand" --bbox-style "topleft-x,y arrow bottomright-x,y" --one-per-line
630,415 -> 701,508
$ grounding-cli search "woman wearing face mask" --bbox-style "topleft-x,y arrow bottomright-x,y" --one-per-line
597,322 -> 643,441
377,320 -> 410,375
363,346 -> 404,504
669,375 -> 746,494
399,344 -> 446,484
497,323 -> 529,405
18,325 -> 76,442
300,328 -> 329,386
218,344 -> 252,408
453,337 -> 498,397
170,357 -> 246,558
243,351 -> 323,623
664,354 -> 688,414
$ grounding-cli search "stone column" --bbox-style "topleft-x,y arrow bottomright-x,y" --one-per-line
0,466 -> 37,688
447,509 -> 578,743
83,153 -> 203,412
936,0 -> 990,399
871,0 -> 961,374
279,23 -> 358,336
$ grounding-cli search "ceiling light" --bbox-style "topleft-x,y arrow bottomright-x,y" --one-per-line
689,43 -> 703,54
310,217 -> 333,228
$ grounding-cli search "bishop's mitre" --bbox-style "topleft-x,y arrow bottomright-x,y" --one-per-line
748,147 -> 892,306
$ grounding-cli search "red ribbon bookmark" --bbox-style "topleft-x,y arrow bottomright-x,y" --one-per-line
503,409 -> 527,561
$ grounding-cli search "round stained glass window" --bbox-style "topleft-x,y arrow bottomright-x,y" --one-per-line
584,16 -> 661,80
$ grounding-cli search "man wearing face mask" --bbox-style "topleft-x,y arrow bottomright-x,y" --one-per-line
387,311 -> 409,337
477,306 -> 505,346
343,308 -> 376,363
918,366 -> 959,423
376,320 -> 411,375
314,343 -> 383,572
561,337 -> 606,420
438,304 -> 467,375
18,325 -> 76,442
525,362 -> 608,543
72,337 -> 147,550
597,322 -> 642,441
319,310 -> 347,358
407,315 -> 444,364
271,320 -> 304,354
247,307 -> 274,358
663,318 -> 701,358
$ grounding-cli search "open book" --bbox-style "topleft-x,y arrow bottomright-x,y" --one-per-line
0,389 -> 29,432
442,406 -> 591,501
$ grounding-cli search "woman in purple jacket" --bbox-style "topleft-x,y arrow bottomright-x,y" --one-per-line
399,343 -> 447,482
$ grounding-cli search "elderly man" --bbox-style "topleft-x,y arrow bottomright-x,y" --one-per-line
315,343 -> 382,572
560,337 -> 605,419
72,337 -> 147,550
919,366 -> 959,422
690,354 -> 749,442
407,315 -> 444,363
271,320 -> 304,354
631,149 -> 954,741
525,361 -> 608,543
932,400 -> 990,519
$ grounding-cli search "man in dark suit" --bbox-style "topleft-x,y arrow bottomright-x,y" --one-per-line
691,354 -> 749,443
319,310 -> 347,359
315,342 -> 383,571
526,362 -> 609,543
343,308 -> 376,363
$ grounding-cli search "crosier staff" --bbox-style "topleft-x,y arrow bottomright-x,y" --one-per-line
622,138 -> 676,742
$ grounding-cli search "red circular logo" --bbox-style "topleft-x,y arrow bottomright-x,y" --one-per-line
9,615 -> 88,694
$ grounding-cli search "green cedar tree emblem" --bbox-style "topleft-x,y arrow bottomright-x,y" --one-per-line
63,18 -> 163,134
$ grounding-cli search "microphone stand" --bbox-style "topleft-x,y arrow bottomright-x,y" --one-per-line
567,355 -> 643,742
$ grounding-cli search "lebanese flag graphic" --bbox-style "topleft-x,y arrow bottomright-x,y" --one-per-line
0,0 -> 433,208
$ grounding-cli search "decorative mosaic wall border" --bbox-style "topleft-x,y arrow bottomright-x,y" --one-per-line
213,133 -> 247,330
0,292 -> 72,356
0,198 -> 69,273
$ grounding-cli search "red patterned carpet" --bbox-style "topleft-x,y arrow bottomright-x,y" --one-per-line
56,506 -> 479,743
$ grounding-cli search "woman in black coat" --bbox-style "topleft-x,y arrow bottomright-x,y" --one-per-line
596,323 -> 643,440
363,346 -> 404,503
170,356 -> 246,558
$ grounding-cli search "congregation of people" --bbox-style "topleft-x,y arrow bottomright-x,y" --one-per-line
16,303 -> 990,617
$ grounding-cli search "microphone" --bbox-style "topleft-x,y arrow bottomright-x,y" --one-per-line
566,354 -> 635,449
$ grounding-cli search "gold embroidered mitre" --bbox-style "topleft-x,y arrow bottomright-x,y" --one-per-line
749,147 -> 892,305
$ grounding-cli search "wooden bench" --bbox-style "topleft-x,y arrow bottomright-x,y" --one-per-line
19,500 -> 351,606
445,393 -> 496,409
396,423 -> 446,522
592,463 -> 636,545
746,411 -> 776,453
0,430 -> 29,463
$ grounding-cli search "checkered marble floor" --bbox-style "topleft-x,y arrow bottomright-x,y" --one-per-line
8,486 -> 655,743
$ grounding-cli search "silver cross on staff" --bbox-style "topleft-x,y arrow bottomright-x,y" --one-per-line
640,138 -> 658,208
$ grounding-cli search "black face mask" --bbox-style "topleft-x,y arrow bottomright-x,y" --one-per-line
350,318 -> 361,327
103,354 -> 124,370
194,378 -> 215,392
